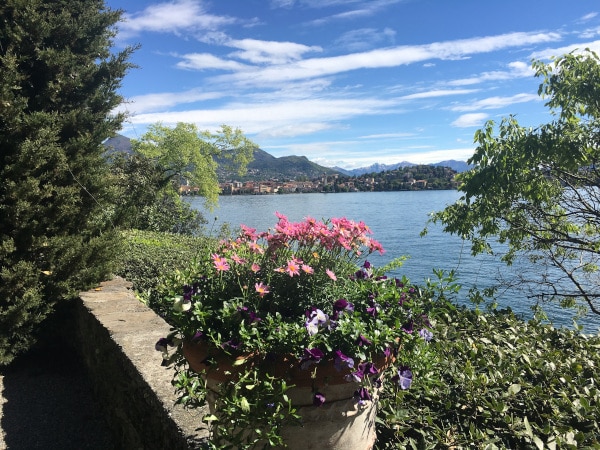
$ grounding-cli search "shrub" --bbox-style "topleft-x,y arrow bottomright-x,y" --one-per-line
376,302 -> 600,449
115,229 -> 215,294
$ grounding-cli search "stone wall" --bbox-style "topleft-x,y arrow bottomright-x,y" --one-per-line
74,277 -> 209,450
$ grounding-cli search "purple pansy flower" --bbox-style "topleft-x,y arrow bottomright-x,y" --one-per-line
238,306 -> 262,324
356,335 -> 372,346
354,386 -> 372,406
419,328 -> 433,342
313,392 -> 326,407
305,308 -> 329,336
221,338 -> 241,350
345,370 -> 363,383
332,298 -> 354,320
191,331 -> 204,342
393,366 -> 413,390
398,293 -> 407,305
345,361 -> 378,382
301,347 -> 324,370
358,361 -> 379,376
334,350 -> 355,372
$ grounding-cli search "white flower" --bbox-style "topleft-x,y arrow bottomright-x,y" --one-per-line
173,295 -> 191,312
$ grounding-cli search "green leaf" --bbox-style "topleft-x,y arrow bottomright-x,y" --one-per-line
240,396 -> 250,412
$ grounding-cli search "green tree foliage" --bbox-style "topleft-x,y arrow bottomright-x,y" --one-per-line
108,152 -> 206,235
132,122 -> 257,208
0,0 -> 135,364
430,50 -> 600,316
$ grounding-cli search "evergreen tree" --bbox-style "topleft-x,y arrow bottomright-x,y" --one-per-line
0,0 -> 135,364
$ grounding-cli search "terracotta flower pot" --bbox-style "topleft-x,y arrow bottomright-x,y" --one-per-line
182,339 -> 390,449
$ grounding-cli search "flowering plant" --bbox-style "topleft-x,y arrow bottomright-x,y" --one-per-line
153,213 -> 436,447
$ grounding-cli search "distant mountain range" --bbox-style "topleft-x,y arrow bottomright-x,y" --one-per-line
333,159 -> 471,176
103,134 -> 471,182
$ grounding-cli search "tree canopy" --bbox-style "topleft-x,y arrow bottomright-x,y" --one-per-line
430,50 -> 600,317
131,122 -> 257,208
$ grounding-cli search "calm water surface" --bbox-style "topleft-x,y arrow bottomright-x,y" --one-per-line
189,191 -> 600,332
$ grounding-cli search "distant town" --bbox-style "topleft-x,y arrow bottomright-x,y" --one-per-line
180,164 -> 459,195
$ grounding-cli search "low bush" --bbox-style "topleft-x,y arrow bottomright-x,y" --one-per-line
115,229 -> 214,294
376,302 -> 600,449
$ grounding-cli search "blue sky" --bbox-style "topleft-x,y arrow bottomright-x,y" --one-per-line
107,0 -> 600,169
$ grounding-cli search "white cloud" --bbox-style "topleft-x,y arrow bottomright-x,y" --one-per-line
257,122 -> 336,139
579,12 -> 598,22
448,60 -> 534,86
359,132 -> 416,139
204,31 -> 561,86
306,0 -> 403,26
176,53 -> 251,71
450,93 -> 539,112
127,97 -> 399,136
334,28 -> 396,51
529,39 -> 600,60
401,89 -> 479,100
119,0 -> 236,38
579,26 -> 600,39
451,113 -> 489,128
122,89 -> 225,114
226,38 -> 322,64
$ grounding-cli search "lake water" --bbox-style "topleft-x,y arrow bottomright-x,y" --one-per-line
188,190 -> 600,333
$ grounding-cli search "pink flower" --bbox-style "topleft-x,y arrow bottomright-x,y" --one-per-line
285,259 -> 301,277
231,253 -> 246,265
255,282 -> 270,297
240,224 -> 258,241
325,269 -> 337,281
211,254 -> 230,272
248,242 -> 264,254
251,263 -> 261,273
301,264 -> 314,274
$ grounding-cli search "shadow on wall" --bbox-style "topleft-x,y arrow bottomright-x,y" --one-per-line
0,335 -> 115,449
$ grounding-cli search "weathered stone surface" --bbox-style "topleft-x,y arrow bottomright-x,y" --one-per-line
75,277 -> 209,450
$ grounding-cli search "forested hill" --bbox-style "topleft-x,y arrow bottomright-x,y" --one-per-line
218,148 -> 341,181
331,164 -> 458,192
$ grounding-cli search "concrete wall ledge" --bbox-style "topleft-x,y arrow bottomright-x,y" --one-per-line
76,276 -> 208,450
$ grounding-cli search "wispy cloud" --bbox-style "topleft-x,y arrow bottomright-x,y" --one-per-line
127,97 -> 400,135
448,61 -> 534,86
334,28 -> 396,51
306,0 -> 403,26
257,122 -> 337,139
225,39 -> 322,64
359,132 -> 416,139
450,93 -> 539,112
118,0 -> 236,38
401,89 -> 479,100
579,12 -> 598,23
198,31 -> 561,86
124,89 -> 226,113
529,39 -> 600,60
451,113 -> 489,128
176,53 -> 251,71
